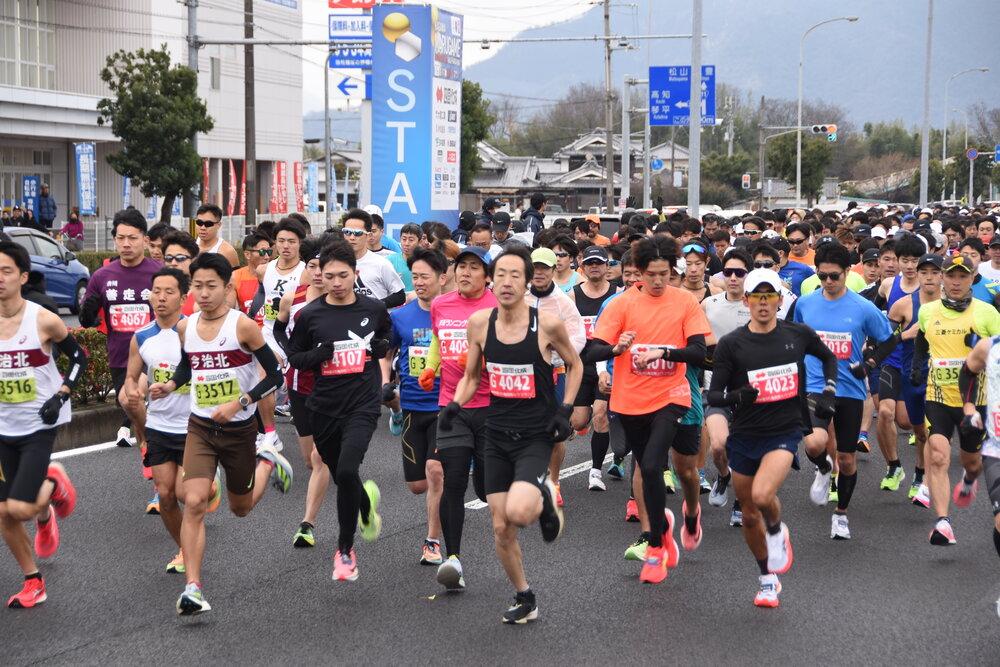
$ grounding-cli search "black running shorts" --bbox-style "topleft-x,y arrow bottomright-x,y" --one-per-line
483,427 -> 553,497
401,409 -> 439,482
0,429 -> 56,503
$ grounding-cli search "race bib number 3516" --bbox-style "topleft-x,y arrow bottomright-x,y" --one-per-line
748,362 -> 799,403
0,367 -> 36,404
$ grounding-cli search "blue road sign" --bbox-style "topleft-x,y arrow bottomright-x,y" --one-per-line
650,157 -> 665,172
329,48 -> 371,69
649,65 -> 716,127
994,144 -> 1000,163
967,148 -> 979,161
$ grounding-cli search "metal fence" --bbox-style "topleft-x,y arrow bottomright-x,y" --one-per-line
80,213 -> 329,252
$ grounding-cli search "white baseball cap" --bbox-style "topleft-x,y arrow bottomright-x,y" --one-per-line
363,204 -> 383,218
744,268 -> 783,294
871,226 -> 887,239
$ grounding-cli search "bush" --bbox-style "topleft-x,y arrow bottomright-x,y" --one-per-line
75,251 -> 118,274
57,328 -> 114,406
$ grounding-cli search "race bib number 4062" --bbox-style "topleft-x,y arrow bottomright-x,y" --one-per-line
109,304 -> 150,333
487,362 -> 536,399
748,362 -> 799,403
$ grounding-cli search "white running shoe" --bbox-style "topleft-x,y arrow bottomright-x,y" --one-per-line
116,426 -> 135,448
436,556 -> 465,591
708,475 -> 730,507
754,573 -> 781,608
261,429 -> 284,453
588,468 -> 606,492
765,522 -> 793,574
830,513 -> 851,540
809,456 -> 833,506
912,484 -> 931,508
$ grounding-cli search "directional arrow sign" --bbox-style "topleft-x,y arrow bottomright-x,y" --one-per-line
649,65 -> 716,127
337,77 -> 358,96
330,68 -> 366,100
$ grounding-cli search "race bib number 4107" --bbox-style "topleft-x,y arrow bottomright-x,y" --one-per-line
320,340 -> 366,376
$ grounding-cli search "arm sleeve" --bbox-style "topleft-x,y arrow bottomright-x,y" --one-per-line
662,334 -> 707,366
383,289 -> 406,309
705,338 -> 734,406
803,326 -> 838,388
170,350 -> 192,389
273,317 -> 290,355
583,338 -> 618,363
958,362 -> 980,405
426,331 -> 441,373
246,343 -> 283,402
78,278 -> 103,328
287,314 -> 331,371
54,332 -> 88,391
910,330 -> 929,379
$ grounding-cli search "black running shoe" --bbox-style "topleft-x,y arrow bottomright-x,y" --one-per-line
538,478 -> 564,543
502,590 -> 538,624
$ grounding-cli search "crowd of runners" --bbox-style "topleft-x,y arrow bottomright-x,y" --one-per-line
1,199 -> 999,622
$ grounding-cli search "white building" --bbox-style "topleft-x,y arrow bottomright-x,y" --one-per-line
0,0 -> 303,222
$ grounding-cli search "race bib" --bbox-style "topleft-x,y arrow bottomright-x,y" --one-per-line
108,303 -> 151,333
487,362 -> 536,399
320,339 -> 366,376
629,344 -> 677,377
263,302 -> 278,322
581,316 -> 597,340
192,369 -> 240,408
818,330 -> 852,361
151,362 -> 189,395
748,362 -> 799,403
985,411 -> 1000,458
439,328 -> 468,362
408,346 -> 429,377
0,367 -> 36,404
931,358 -> 963,386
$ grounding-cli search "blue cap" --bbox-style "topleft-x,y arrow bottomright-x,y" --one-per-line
902,213 -> 916,222
456,245 -> 491,267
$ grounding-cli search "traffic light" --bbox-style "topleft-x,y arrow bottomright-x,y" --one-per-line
741,173 -> 751,190
811,124 -> 838,142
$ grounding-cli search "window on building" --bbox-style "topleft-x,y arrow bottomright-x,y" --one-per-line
210,56 -> 220,90
0,0 -> 55,89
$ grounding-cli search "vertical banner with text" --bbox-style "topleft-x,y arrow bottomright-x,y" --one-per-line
307,162 -> 319,213
74,143 -> 96,215
239,161 -> 247,215
371,4 -> 462,238
227,160 -> 237,216
293,162 -> 304,213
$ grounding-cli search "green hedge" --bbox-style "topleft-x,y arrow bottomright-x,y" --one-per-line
75,251 -> 118,274
58,327 -> 114,405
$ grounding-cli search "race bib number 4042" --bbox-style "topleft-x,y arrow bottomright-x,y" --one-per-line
748,362 -> 799,403
487,362 -> 536,399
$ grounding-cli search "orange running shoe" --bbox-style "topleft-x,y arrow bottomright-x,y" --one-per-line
663,509 -> 680,568
34,514 -> 59,559
7,577 -> 46,609
639,546 -> 668,584
46,462 -> 76,518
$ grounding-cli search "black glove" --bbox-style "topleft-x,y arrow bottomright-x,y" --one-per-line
727,385 -> 759,409
959,413 -> 986,443
438,401 -> 461,432
39,392 -> 68,425
547,403 -> 574,443
381,382 -> 397,403
813,390 -> 836,420
909,364 -> 928,388
964,332 -> 980,349
849,361 -> 868,380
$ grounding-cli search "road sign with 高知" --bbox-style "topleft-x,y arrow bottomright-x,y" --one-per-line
649,65 -> 716,127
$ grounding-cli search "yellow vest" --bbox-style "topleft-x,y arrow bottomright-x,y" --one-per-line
918,299 -> 1000,406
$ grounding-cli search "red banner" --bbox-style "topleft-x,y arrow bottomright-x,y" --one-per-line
278,161 -> 288,214
293,162 -> 304,213
269,163 -> 280,214
202,159 -> 210,205
328,0 -> 374,7
227,159 -> 237,217
239,161 -> 246,215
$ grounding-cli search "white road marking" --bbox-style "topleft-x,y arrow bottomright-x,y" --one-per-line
52,440 -> 120,460
464,454 -> 613,510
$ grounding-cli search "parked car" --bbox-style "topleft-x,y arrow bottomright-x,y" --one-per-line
5,227 -> 90,313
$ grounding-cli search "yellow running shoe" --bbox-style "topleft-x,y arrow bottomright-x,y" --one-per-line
358,480 -> 382,542
166,550 -> 185,574
663,469 -> 677,495
207,468 -> 222,514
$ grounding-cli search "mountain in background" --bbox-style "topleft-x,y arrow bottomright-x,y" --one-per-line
304,110 -> 361,144
465,0 -> 1000,128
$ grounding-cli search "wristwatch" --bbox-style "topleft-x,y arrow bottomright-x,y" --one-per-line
239,394 -> 252,408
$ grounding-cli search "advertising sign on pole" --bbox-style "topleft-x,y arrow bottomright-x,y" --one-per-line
74,142 -> 97,215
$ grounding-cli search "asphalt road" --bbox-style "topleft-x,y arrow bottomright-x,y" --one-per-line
5,413 -> 999,665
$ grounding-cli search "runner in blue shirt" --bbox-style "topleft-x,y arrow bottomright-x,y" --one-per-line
793,241 -> 893,541
389,247 -> 449,566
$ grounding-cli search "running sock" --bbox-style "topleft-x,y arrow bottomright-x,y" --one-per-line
888,459 -> 901,474
591,431 -> 611,470
914,466 -> 925,484
836,472 -> 858,511
264,424 -> 276,434
765,521 -> 781,536
756,559 -> 769,575
993,528 -> 1000,560
807,451 -> 832,473
25,572 -> 41,581
299,521 -> 313,531
684,513 -> 698,535
962,474 -> 976,490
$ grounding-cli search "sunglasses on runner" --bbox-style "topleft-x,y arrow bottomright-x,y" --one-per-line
746,291 -> 780,303
787,237 -> 806,245
817,271 -> 842,282
745,229 -> 762,236
163,254 -> 190,264
753,261 -> 775,269
554,252 -> 570,258
682,243 -> 708,255
722,267 -> 748,278
607,259 -> 621,267
255,248 -> 274,257
195,220 -> 216,228
342,228 -> 367,237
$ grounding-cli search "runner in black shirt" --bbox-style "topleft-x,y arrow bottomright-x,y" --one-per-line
287,240 -> 392,583
708,268 -> 837,609
443,246 -> 582,624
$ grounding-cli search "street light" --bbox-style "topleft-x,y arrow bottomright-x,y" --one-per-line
942,66 -> 989,199
796,15 -> 858,207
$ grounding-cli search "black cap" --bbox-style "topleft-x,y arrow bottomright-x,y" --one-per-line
916,253 -> 943,269
626,224 -> 647,241
989,235 -> 1000,248
861,248 -> 880,264
491,211 -> 511,228
459,210 -> 476,225
854,224 -> 872,238
912,219 -> 931,231
483,197 -> 501,210
815,235 -> 837,248
582,246 -> 609,263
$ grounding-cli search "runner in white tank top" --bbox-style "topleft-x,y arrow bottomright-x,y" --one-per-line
0,241 -> 86,608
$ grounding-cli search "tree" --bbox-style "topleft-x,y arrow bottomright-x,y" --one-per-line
461,80 -> 495,192
97,45 -> 214,222
702,152 -> 753,191
494,83 -> 611,157
863,121 -> 919,158
766,133 -> 833,205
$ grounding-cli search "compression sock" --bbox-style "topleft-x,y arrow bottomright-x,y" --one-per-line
836,472 -> 858,512
807,451 -> 832,473
914,466 -> 925,484
888,459 -> 901,474
591,431 -> 610,470
766,521 -> 782,536
756,559 -> 769,575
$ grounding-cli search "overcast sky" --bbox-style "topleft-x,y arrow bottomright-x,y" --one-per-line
301,0 -> 593,112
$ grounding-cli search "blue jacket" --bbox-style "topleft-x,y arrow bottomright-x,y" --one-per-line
38,195 -> 57,222
520,208 -> 544,233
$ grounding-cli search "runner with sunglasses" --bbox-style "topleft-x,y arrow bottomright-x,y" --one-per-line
707,269 -> 838,607
748,243 -> 798,319
678,242 -> 722,304
792,242 -> 893,540
702,249 -> 754,525
231,232 -> 274,324
194,204 -> 239,268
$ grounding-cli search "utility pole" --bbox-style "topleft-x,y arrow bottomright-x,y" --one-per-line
642,99 -> 651,208
757,95 -> 765,209
324,49 -> 333,229
726,96 -> 734,157
603,0 -> 615,214
244,0 -> 256,227
621,76 -> 631,206
686,0 -> 702,215
918,0 -> 933,205
184,0 -> 199,219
